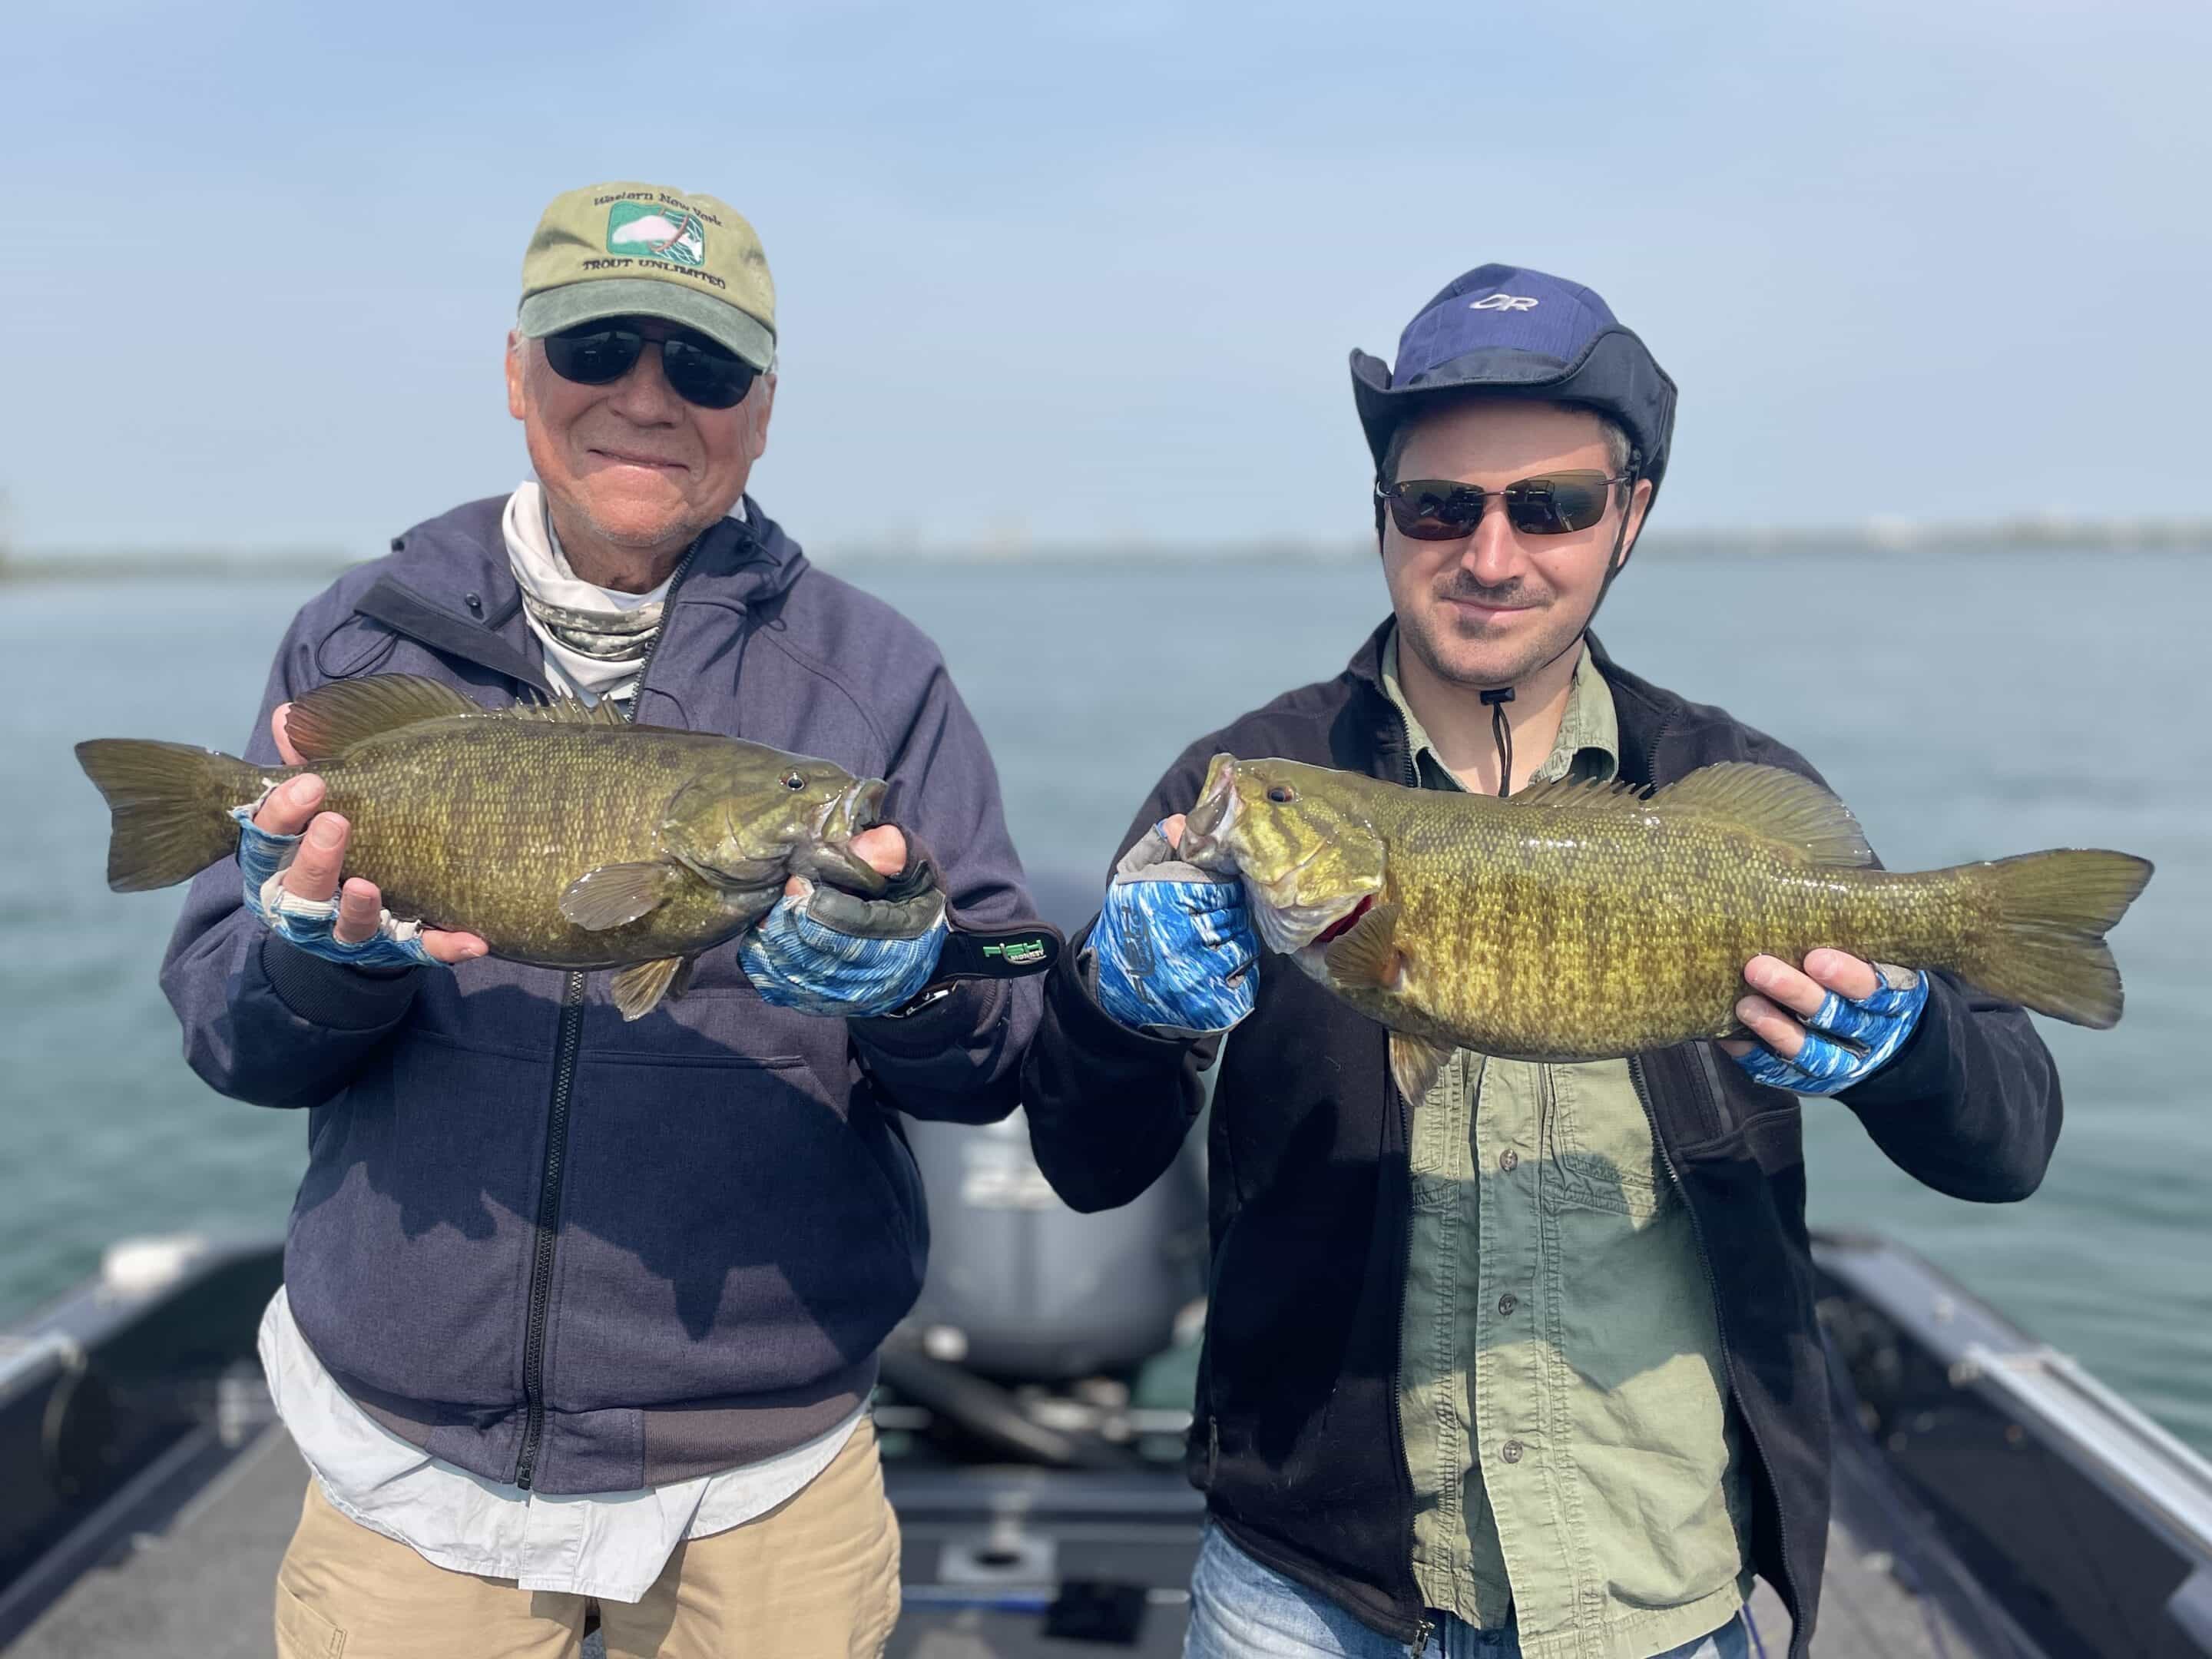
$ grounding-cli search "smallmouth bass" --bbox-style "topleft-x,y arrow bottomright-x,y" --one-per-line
76,674 -> 911,1018
1178,753 -> 2152,1098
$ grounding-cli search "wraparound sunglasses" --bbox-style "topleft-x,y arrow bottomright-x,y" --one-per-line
542,320 -> 758,410
1377,471 -> 1631,539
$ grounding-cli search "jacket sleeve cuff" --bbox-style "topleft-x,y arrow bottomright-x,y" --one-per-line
1048,926 -> 1207,1067
1839,970 -> 1962,1113
256,934 -> 424,1032
849,975 -> 1001,1058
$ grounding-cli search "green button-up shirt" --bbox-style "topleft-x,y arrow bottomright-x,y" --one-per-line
1382,631 -> 1752,1659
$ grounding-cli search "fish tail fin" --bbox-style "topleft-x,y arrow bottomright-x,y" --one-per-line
74,739 -> 266,892
1957,849 -> 2154,1028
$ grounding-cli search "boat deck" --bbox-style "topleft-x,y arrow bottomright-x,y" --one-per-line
11,1424 -> 1974,1659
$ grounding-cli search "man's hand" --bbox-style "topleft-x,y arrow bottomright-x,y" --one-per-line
739,823 -> 951,1018
1089,813 -> 1259,1036
1720,948 -> 1929,1094
243,704 -> 488,965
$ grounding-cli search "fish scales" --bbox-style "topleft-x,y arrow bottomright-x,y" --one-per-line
1376,793 -> 1972,1058
1179,753 -> 2151,1067
314,719 -> 765,965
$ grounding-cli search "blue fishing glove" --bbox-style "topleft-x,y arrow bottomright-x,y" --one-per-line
1728,963 -> 1930,1095
1090,820 -> 1259,1036
232,805 -> 437,970
740,873 -> 949,1019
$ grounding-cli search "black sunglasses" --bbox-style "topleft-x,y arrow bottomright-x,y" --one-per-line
541,320 -> 758,410
1377,472 -> 1630,539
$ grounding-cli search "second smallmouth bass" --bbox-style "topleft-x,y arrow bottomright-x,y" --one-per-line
1178,753 -> 2152,1098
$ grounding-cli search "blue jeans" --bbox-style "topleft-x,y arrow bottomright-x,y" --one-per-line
1184,1525 -> 1754,1659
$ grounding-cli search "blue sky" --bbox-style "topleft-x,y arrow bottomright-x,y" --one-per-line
2,0 -> 2205,553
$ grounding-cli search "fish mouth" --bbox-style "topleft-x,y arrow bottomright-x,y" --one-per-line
1179,755 -> 1239,873
1183,757 -> 1373,954
826,777 -> 887,839
799,777 -> 892,896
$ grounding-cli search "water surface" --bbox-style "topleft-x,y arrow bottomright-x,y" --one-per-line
3,548 -> 2203,1449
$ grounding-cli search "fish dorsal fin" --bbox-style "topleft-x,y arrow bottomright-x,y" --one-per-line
1510,776 -> 1654,811
1651,763 -> 1876,866
1389,1032 -> 1452,1105
509,695 -> 629,727
1511,763 -> 1874,866
284,674 -> 484,759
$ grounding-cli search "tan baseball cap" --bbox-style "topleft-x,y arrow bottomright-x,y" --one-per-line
518,181 -> 777,371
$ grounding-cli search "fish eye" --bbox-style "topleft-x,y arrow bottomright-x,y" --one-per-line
781,770 -> 806,791
1267,784 -> 1297,804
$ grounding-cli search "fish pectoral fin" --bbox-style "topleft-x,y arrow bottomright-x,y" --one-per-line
611,955 -> 690,1021
1325,905 -> 1449,1101
560,861 -> 682,931
1650,763 -> 1876,867
1389,1033 -> 1453,1105
1322,900 -> 1403,989
283,674 -> 483,759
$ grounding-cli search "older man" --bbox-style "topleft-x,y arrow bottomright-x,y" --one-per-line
1021,265 -> 2065,1659
162,181 -> 1045,1657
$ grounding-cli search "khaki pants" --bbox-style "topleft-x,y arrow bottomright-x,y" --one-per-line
274,1419 -> 900,1659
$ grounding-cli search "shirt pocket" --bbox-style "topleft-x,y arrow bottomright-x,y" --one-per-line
1538,1059 -> 1669,1222
1406,1051 -> 1468,1212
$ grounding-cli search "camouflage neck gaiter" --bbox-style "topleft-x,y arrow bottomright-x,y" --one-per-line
501,482 -> 669,704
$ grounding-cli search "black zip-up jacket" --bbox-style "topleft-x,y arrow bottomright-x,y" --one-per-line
1020,622 -> 2061,1656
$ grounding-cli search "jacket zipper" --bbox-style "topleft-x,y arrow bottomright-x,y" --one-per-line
1636,699 -> 1667,793
1388,1065 -> 1433,1657
1624,1052 -> 1800,1624
514,972 -> 585,1489
512,535 -> 707,1492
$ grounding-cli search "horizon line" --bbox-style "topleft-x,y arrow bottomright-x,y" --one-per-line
5,512 -> 2211,577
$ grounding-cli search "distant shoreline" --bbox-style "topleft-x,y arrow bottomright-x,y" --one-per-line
5,518 -> 2208,581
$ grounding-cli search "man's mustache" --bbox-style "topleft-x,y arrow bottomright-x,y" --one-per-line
1433,577 -> 1545,608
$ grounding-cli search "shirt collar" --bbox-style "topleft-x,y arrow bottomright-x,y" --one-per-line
1379,625 -> 1619,794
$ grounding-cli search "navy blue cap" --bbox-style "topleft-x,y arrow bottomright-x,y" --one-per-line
1351,263 -> 1677,491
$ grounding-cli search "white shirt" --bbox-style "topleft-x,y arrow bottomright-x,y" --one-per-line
259,1289 -> 863,1601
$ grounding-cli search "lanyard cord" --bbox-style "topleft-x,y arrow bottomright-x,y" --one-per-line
1479,687 -> 1514,798
1474,458 -> 1639,801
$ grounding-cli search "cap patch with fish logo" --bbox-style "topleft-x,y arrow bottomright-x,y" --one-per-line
605,201 -> 707,267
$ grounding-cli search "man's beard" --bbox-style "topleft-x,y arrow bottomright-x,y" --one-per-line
1400,576 -> 1593,692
